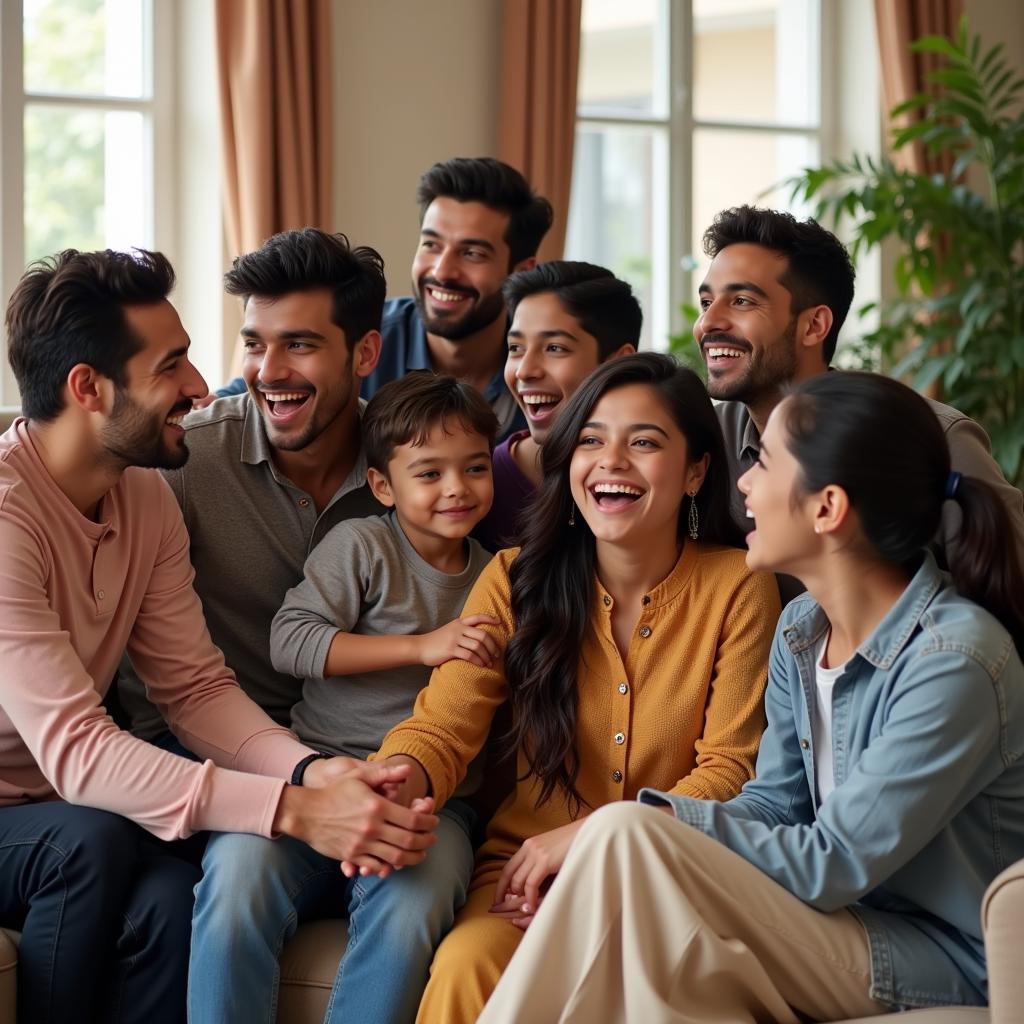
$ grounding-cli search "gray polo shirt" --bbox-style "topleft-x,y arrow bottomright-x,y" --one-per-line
119,394 -> 383,736
716,394 -> 1024,590
272,510 -> 492,761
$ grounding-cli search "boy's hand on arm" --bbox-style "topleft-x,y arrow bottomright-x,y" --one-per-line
416,614 -> 501,668
272,761 -> 439,874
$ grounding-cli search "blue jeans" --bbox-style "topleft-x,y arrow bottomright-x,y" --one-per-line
0,801 -> 200,1024
188,800 -> 476,1024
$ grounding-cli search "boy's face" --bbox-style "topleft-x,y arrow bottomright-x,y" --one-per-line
505,292 -> 634,445
368,421 -> 494,555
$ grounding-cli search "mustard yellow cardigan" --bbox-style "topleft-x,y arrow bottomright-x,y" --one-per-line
377,541 -> 780,886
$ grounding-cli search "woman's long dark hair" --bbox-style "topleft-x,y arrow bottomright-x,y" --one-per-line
505,352 -> 744,813
784,372 -> 1024,653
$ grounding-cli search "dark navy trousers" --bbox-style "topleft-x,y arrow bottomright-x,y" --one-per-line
0,801 -> 200,1024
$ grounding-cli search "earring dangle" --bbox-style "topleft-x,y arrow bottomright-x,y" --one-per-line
687,492 -> 699,540
569,503 -> 576,527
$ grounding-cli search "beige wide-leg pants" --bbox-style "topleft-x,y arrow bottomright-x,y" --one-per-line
478,802 -> 889,1024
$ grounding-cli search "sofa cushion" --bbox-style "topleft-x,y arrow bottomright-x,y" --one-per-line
276,918 -> 348,1023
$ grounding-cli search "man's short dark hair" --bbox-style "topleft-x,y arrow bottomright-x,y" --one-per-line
417,157 -> 554,268
363,370 -> 499,473
6,248 -> 175,422
503,261 -> 642,360
703,205 -> 855,363
224,229 -> 386,348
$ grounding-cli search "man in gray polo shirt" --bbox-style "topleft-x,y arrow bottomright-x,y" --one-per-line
693,206 -> 1024,599
119,228 -> 384,739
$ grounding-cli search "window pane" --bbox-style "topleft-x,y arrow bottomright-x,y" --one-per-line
693,0 -> 819,127
24,0 -> 147,98
565,125 -> 668,349
689,127 -> 817,273
24,105 -> 148,263
578,0 -> 665,118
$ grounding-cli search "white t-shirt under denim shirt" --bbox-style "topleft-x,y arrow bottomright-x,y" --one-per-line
812,631 -> 848,803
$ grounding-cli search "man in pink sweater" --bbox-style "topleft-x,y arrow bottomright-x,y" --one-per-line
0,248 -> 438,1024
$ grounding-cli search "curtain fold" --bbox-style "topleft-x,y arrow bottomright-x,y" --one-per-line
215,0 -> 333,257
873,0 -> 962,176
499,0 -> 582,262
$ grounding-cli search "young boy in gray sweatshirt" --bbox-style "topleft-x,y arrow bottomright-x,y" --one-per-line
191,372 -> 499,1024
272,371 -> 498,763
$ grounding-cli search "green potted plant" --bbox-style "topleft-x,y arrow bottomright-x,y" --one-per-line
782,18 -> 1024,484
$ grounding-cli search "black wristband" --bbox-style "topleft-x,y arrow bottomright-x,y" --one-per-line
291,752 -> 329,786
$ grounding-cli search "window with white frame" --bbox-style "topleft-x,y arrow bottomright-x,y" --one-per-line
565,0 -> 828,352
0,0 -> 171,407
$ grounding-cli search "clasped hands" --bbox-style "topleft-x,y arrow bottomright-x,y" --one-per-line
286,754 -> 435,880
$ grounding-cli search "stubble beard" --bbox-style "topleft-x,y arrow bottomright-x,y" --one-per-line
414,281 -> 506,342
706,320 -> 799,408
261,374 -> 355,453
101,388 -> 188,470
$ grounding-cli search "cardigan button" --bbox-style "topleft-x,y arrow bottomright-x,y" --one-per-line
612,770 -> 623,783
638,625 -> 652,638
614,732 -> 625,745
641,595 -> 651,605
618,682 -> 628,694
602,595 -> 611,607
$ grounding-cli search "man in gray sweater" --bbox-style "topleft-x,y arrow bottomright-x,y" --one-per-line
189,372 -> 500,1024
119,229 -> 386,735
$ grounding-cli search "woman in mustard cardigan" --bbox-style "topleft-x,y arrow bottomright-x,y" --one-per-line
375,352 -> 780,1024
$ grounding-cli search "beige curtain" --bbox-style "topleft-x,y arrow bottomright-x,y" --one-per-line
874,0 -> 962,396
215,0 -> 333,257
499,0 -> 582,262
873,0 -> 962,176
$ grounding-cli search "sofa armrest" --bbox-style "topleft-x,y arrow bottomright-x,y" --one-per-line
0,930 -> 17,1024
982,858 -> 1024,1024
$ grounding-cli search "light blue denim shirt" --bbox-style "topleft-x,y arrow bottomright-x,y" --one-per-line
640,553 -> 1024,1009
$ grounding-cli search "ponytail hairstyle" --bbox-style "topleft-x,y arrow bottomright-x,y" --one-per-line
505,352 -> 744,813
783,372 -> 1024,653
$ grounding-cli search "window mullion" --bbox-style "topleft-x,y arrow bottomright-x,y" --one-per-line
691,118 -> 822,136
818,0 -> 837,164
23,92 -> 153,113
577,111 -> 670,129
0,2 -> 26,407
667,0 -> 693,347
150,0 -> 173,258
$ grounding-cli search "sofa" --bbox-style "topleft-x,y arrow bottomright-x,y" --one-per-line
0,918 -> 350,1023
1,856 -> 1021,1022
0,404 -> 1014,1022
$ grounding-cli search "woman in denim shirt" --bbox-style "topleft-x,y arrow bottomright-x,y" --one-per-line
478,371 -> 1024,1023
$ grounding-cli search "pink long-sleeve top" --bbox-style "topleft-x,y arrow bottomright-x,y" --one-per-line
0,420 -> 313,839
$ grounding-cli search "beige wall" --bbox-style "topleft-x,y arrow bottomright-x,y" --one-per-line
330,0 -> 503,298
205,0 -> 1024,381
965,0 -> 1024,115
